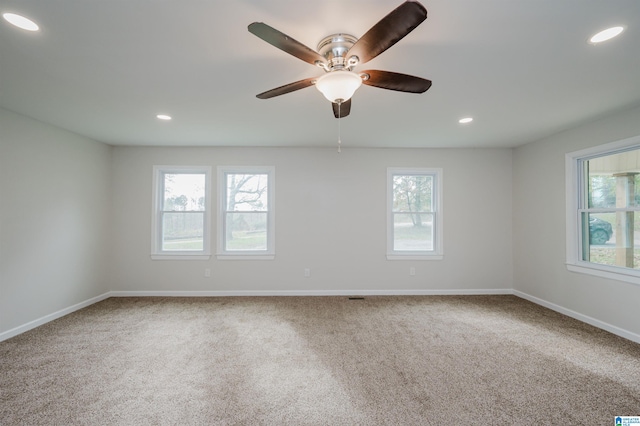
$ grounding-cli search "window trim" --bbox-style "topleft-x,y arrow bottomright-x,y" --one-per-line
565,134 -> 640,285
217,166 -> 275,260
387,167 -> 443,260
151,166 -> 212,260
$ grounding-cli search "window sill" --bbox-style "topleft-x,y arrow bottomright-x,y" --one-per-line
216,254 -> 275,261
566,262 -> 640,286
387,254 -> 443,261
151,254 -> 211,261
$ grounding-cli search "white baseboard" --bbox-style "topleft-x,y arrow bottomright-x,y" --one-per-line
0,292 -> 111,342
513,290 -> 640,344
1,289 -> 512,341
108,288 -> 514,297
6,289 -> 636,345
1,289 -> 511,341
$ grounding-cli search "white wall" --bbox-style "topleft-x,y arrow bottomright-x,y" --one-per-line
111,146 -> 513,294
0,108 -> 112,335
5,100 -> 639,341
513,105 -> 640,338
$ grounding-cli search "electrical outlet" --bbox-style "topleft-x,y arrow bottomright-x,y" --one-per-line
304,268 -> 311,278
409,267 -> 416,276
205,268 -> 211,277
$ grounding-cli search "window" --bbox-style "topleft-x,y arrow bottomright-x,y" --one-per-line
217,166 -> 275,259
566,135 -> 640,284
387,168 -> 443,259
151,166 -> 211,260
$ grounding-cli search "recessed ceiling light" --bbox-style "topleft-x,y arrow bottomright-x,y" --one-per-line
459,117 -> 473,124
2,13 -> 39,31
156,114 -> 172,121
590,26 -> 624,44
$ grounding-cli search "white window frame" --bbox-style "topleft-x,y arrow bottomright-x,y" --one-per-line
387,167 -> 443,260
151,166 -> 212,260
566,134 -> 640,285
217,166 -> 275,260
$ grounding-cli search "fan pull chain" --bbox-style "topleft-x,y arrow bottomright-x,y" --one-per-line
337,102 -> 342,153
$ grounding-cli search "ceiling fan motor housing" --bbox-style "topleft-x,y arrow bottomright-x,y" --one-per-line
317,34 -> 358,71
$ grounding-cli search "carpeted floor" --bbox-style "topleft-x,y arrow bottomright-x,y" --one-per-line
1,295 -> 639,425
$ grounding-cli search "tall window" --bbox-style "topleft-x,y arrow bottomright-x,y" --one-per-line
387,168 -> 443,259
151,166 -> 211,259
217,166 -> 275,259
566,135 -> 640,284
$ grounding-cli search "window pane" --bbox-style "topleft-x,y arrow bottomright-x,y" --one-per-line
587,150 -> 640,209
225,212 -> 267,251
392,175 -> 432,213
588,174 -> 617,209
226,174 -> 268,211
162,212 -> 204,251
583,148 -> 640,269
393,213 -> 433,251
163,174 -> 205,211
584,211 -> 640,269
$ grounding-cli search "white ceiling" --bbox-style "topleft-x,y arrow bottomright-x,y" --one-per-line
1,0 -> 639,149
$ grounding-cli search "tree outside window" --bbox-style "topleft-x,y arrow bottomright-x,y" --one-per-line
392,174 -> 434,251
151,166 -> 211,259
218,166 -> 275,257
161,173 -> 206,251
388,168 -> 442,258
224,173 -> 268,250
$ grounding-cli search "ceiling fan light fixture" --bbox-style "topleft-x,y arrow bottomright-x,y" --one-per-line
315,71 -> 362,103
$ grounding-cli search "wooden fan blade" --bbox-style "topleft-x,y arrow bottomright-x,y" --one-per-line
361,70 -> 431,93
332,99 -> 352,118
346,1 -> 427,66
248,22 -> 327,67
256,77 -> 317,99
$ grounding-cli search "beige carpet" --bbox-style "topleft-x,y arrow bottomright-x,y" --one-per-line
1,295 -> 639,425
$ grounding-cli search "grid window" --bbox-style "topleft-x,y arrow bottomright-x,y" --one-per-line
566,135 -> 640,284
218,167 -> 274,258
152,166 -> 211,259
388,168 -> 443,259
575,146 -> 640,269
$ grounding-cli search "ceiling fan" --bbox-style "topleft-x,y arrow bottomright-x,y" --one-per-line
248,0 -> 432,119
